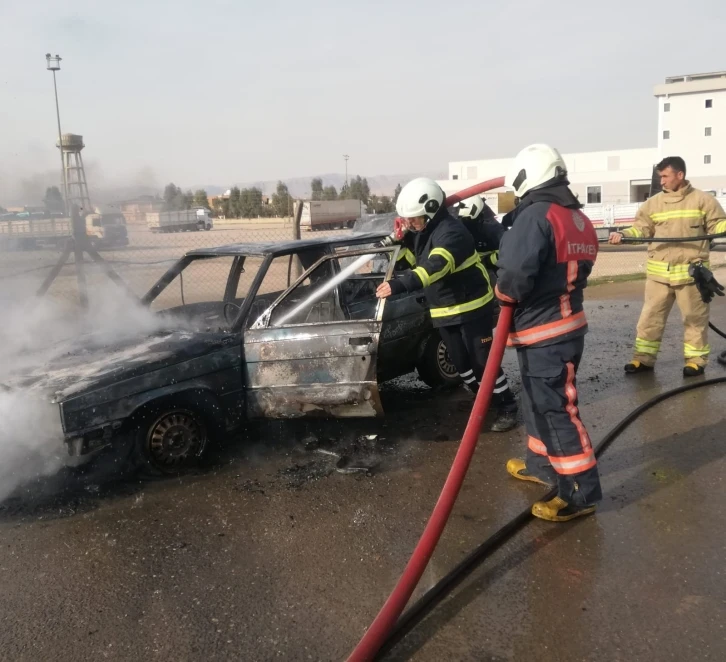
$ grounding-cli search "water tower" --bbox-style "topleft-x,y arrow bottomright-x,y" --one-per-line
58,133 -> 92,214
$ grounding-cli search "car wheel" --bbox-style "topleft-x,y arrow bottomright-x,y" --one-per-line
416,333 -> 461,389
131,404 -> 210,477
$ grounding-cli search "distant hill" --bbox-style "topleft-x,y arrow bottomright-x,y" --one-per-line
208,171 -> 447,198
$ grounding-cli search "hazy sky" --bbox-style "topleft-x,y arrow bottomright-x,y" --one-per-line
1,0 -> 725,195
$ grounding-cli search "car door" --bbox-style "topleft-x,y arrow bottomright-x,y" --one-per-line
242,246 -> 399,419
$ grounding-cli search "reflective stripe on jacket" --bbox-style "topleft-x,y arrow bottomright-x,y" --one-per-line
497,186 -> 598,349
388,211 -> 494,327
622,183 -> 726,285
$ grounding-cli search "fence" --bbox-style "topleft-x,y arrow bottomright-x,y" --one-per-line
2,204 -> 726,310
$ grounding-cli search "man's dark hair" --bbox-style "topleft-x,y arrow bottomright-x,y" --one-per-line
657,156 -> 686,175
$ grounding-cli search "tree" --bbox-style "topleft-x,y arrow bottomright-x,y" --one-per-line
163,183 -> 187,211
310,178 -> 324,201
43,186 -> 65,213
393,183 -> 402,204
212,196 -> 230,218
183,190 -> 195,210
228,187 -> 242,218
367,195 -> 395,214
272,181 -> 293,217
240,187 -> 264,218
323,185 -> 338,201
193,189 -> 209,209
341,176 -> 370,204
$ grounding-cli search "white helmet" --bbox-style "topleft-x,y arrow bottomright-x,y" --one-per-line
505,144 -> 568,198
396,177 -> 445,221
457,194 -> 486,219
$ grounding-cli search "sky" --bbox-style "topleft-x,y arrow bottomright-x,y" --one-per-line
1,0 -> 725,201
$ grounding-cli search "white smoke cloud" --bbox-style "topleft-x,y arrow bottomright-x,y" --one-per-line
0,281 -> 178,503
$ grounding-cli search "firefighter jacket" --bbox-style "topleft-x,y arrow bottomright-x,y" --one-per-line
621,183 -> 726,285
496,184 -> 598,348
388,209 -> 494,328
461,206 -> 504,271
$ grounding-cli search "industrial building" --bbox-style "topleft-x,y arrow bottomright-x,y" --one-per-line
439,71 -> 726,206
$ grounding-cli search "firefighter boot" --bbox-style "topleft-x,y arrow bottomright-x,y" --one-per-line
683,363 -> 705,378
506,459 -> 555,487
531,496 -> 597,522
624,360 -> 654,374
491,410 -> 517,433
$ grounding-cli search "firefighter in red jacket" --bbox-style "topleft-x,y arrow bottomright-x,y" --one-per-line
496,144 -> 603,522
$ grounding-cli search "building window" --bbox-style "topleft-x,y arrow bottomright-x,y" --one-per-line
664,102 -> 670,112
452,174 -> 458,180
704,155 -> 712,165
587,186 -> 602,204
706,99 -> 713,108
663,130 -> 670,139
705,127 -> 712,137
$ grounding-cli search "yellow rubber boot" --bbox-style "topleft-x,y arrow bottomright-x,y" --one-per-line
531,496 -> 596,522
506,459 -> 553,487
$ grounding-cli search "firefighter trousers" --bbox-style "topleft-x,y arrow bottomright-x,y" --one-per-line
633,279 -> 709,367
519,337 -> 602,506
438,315 -> 517,412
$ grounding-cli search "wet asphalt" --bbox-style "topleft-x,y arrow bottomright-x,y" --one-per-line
1,280 -> 725,662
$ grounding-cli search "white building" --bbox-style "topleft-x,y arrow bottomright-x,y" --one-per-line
439,71 -> 726,207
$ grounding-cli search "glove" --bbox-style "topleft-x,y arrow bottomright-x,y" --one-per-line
378,217 -> 408,247
689,262 -> 725,303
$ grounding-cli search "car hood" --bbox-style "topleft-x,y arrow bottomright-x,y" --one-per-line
1,329 -> 238,402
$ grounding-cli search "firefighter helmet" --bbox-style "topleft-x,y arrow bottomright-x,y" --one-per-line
396,178 -> 445,221
457,194 -> 486,219
505,144 -> 568,198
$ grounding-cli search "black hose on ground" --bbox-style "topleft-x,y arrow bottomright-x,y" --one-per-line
375,323 -> 726,660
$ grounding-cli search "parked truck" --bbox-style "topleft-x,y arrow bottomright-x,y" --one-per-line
0,210 -> 128,251
147,208 -> 213,233
300,200 -> 365,231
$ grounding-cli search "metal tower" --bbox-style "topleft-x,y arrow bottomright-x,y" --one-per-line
58,133 -> 92,214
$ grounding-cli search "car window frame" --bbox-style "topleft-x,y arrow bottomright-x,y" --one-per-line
249,245 -> 399,330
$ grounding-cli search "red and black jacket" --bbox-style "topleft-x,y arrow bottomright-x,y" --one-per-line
496,185 -> 598,348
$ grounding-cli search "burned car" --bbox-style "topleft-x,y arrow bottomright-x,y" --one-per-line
7,234 -> 460,475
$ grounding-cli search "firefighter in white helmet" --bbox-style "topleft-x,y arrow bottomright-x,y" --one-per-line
456,194 -> 504,284
496,144 -> 602,521
377,178 -> 518,431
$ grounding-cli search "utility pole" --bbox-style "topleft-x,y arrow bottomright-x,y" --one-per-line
46,53 -> 68,215
343,154 -> 349,188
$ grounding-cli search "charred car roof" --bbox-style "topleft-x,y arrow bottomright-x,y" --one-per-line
185,232 -> 389,258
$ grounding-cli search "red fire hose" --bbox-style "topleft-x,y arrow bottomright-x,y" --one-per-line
347,177 -> 510,662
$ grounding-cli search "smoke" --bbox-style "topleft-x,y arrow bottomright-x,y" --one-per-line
0,160 -> 159,208
0,281 -> 179,503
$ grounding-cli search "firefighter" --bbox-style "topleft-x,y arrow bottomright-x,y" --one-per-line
609,156 -> 726,376
456,194 -> 503,284
376,177 -> 518,432
496,144 -> 602,522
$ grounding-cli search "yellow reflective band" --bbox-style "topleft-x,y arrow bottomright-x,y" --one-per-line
684,344 -> 710,357
429,290 -> 494,318
650,209 -> 706,222
453,251 -> 481,273
397,248 -> 416,267
429,247 -> 455,273
623,227 -> 645,238
715,220 -> 726,234
635,339 -> 660,355
476,262 -> 492,286
413,266 -> 431,288
635,338 -> 661,348
646,259 -> 709,283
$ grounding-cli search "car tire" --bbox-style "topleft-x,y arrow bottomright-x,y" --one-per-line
416,332 -> 461,389
128,400 -> 212,477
